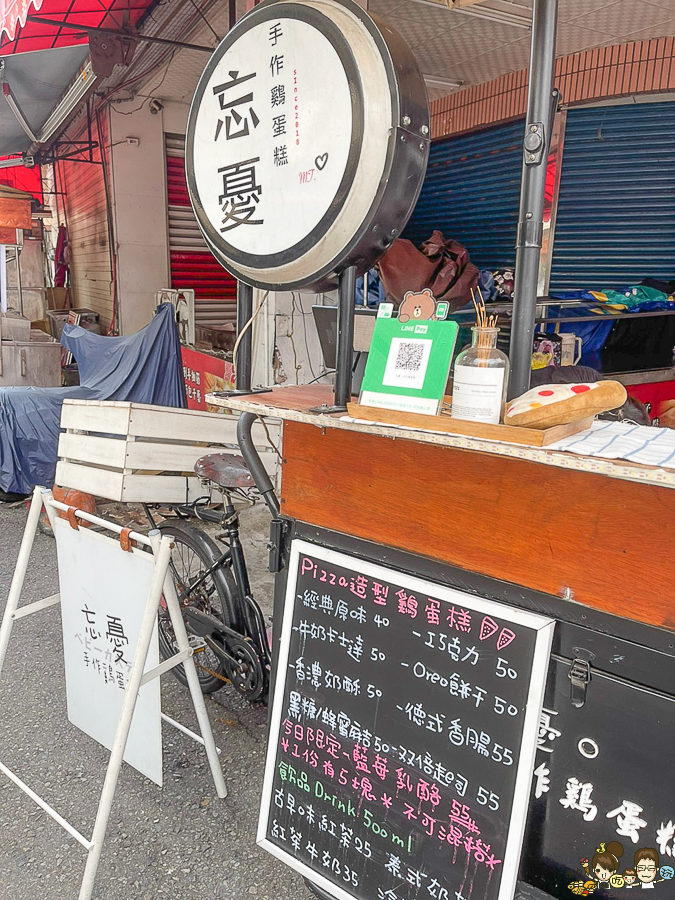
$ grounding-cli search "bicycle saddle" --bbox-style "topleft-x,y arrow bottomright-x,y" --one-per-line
194,453 -> 256,490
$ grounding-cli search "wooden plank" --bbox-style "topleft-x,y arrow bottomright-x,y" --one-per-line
61,399 -> 280,447
121,474 -> 205,504
58,432 -> 128,469
55,461 -> 125,501
128,405 -> 281,445
61,401 -> 131,436
126,440 -> 243,471
208,384 -> 334,413
280,421 -> 675,632
347,401 -> 594,447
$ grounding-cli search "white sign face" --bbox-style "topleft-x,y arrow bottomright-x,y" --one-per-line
190,17 -> 354,258
55,518 -> 163,786
185,0 -> 431,291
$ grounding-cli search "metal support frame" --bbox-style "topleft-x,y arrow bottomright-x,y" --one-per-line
236,281 -> 253,392
0,487 -> 227,900
508,0 -> 559,399
1,72 -> 38,142
334,266 -> 357,409
307,265 -> 357,415
43,139 -> 101,165
25,15 -> 214,53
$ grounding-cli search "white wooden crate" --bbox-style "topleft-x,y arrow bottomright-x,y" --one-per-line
56,399 -> 281,503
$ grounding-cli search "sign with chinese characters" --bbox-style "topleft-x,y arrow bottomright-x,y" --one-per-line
258,540 -> 554,900
521,655 -> 675,899
54,518 -> 162,786
181,346 -> 235,411
186,0 -> 429,291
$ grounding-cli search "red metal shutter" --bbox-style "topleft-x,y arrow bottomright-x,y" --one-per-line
165,133 -> 237,325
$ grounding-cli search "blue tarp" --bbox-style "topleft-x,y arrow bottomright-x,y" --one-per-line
0,303 -> 187,495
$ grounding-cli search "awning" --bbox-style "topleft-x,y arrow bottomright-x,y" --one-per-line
1,0 -> 157,56
0,0 -> 43,43
0,43 -> 88,153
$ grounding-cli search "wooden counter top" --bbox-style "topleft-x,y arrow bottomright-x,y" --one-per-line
207,384 -> 675,491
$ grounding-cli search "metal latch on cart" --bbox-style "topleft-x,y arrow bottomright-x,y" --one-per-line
268,518 -> 288,574
568,658 -> 592,708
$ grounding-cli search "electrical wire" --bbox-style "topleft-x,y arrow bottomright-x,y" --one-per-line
110,52 -> 176,114
187,0 -> 221,43
232,290 -> 270,380
257,415 -> 282,461
306,370 -> 335,385
294,290 -> 317,379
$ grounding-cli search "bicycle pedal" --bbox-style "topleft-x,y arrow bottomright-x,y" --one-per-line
187,635 -> 207,652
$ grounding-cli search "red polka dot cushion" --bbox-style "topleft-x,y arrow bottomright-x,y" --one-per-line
504,381 -> 627,429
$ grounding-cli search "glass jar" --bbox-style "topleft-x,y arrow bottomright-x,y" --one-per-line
451,326 -> 510,425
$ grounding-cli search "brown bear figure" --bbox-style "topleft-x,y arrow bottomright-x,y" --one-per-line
397,288 -> 437,323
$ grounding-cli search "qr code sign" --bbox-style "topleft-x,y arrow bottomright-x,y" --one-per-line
382,337 -> 432,391
394,341 -> 425,372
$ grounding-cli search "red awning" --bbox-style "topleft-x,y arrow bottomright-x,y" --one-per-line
0,0 -> 44,44
0,158 -> 42,200
1,0 -> 157,56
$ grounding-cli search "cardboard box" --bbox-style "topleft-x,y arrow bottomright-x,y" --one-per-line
31,319 -> 51,335
0,198 -> 32,230
46,287 -> 70,310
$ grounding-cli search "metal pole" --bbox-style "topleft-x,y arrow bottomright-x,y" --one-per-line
508,0 -> 559,399
79,534 -> 174,900
149,532 -> 227,800
235,280 -> 253,392
333,265 -> 357,409
0,486 -> 45,674
0,245 -> 7,313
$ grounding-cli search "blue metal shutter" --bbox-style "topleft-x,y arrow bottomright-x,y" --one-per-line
550,101 -> 675,291
404,119 -> 524,269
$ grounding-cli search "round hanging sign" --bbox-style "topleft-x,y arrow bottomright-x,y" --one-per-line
186,0 -> 429,291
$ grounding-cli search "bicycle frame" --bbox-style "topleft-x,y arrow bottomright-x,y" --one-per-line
143,500 -> 271,669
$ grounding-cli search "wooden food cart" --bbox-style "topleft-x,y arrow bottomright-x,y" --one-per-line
211,385 -> 675,900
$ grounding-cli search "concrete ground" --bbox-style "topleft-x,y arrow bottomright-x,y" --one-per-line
0,500 -> 306,900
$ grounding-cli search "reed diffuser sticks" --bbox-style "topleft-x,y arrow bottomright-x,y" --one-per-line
470,287 -> 498,364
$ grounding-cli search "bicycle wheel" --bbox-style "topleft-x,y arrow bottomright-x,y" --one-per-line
157,520 -> 240,694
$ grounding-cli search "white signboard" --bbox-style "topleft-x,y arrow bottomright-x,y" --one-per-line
191,19 -> 353,257
186,0 -> 430,290
54,518 -> 163,786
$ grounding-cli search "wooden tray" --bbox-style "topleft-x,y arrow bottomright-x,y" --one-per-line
346,399 -> 594,447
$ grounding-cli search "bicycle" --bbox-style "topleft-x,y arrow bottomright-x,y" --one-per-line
144,443 -> 275,704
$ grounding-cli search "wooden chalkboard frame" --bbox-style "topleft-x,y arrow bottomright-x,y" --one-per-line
258,539 -> 555,900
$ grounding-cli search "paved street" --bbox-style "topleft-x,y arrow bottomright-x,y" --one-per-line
0,500 -> 305,900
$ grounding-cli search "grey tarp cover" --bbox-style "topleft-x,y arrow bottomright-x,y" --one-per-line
0,303 -> 187,495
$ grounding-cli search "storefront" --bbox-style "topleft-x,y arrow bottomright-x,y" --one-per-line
182,3 -> 674,900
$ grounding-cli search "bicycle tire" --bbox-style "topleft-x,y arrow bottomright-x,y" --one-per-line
158,520 -> 242,694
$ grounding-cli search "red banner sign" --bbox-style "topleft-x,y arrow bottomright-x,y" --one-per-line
181,346 -> 235,411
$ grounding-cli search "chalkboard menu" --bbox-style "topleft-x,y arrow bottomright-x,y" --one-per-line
258,541 -> 554,900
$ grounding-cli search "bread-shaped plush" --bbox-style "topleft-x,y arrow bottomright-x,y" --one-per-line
505,381 -> 627,429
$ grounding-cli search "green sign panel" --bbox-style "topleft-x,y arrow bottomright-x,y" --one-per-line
360,317 -> 459,415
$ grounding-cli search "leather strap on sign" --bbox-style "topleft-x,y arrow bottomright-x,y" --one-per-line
66,507 -> 79,530
120,528 -> 133,552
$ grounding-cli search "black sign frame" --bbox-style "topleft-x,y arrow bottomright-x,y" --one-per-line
258,539 -> 555,900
